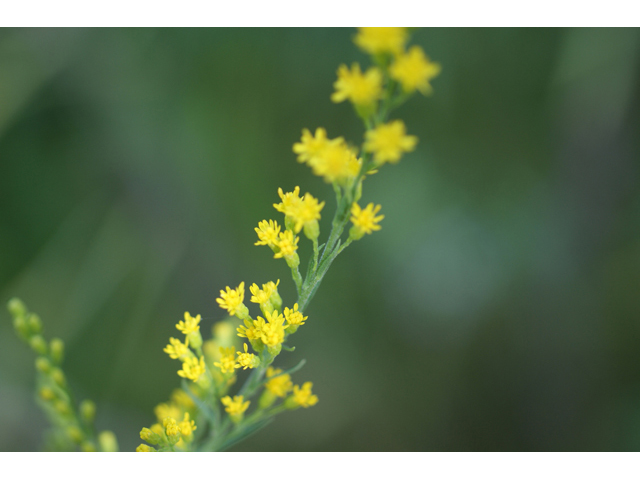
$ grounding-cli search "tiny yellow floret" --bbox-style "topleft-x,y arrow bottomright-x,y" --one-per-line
254,219 -> 281,247
213,346 -> 238,374
293,128 -> 345,165
284,303 -> 307,328
364,120 -> 417,165
221,395 -> 250,417
249,280 -> 279,307
259,310 -> 286,348
331,63 -> 382,107
308,142 -> 361,184
273,186 -> 302,218
273,230 -> 299,258
237,316 -> 266,342
290,193 -> 325,234
136,444 -> 155,452
351,203 -> 384,235
154,402 -> 181,423
171,389 -> 195,410
216,282 -> 246,317
177,356 -> 206,382
354,27 -> 408,55
390,46 -> 441,95
163,417 -> 180,437
292,382 -> 319,408
175,312 -> 201,335
164,337 -> 189,360
265,367 -> 293,397
178,412 -> 197,437
236,343 -> 260,370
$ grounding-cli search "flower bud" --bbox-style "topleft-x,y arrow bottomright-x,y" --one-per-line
27,313 -> 42,335
50,338 -> 64,364
303,219 -> 320,241
258,389 -> 276,410
140,427 -> 162,445
187,330 -> 202,350
348,225 -> 366,241
67,426 -> 84,443
235,303 -> 250,321
51,368 -> 66,387
81,441 -> 97,452
98,431 -> 119,452
136,444 -> 156,452
29,335 -> 48,355
7,298 -> 27,319
270,291 -> 283,313
163,417 -> 181,444
285,252 -> 300,269
284,395 -> 301,410
80,400 -> 96,424
267,343 -> 282,357
39,386 -> 56,401
12,316 -> 30,341
35,356 -> 51,373
54,399 -> 71,416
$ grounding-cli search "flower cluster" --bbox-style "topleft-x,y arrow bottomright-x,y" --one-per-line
7,299 -> 119,452
7,27 -> 438,453
139,27 -> 437,452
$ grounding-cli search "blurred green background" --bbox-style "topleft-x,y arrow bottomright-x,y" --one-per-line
1,28 -> 640,451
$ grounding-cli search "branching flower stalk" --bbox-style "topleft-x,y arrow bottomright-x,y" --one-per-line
7,27 -> 440,452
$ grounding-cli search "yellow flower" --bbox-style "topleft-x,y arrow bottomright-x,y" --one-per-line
178,412 -> 197,437
213,347 -> 238,374
351,203 -> 384,236
284,303 -> 307,328
308,142 -> 361,184
163,417 -> 180,438
177,356 -> 206,382
140,427 -> 161,445
293,193 -> 326,233
273,186 -> 302,218
163,337 -> 189,360
150,423 -> 164,436
154,403 -> 182,423
273,230 -> 299,258
221,395 -> 250,417
292,382 -> 319,408
254,219 -> 281,247
136,444 -> 155,452
390,46 -> 441,95
236,343 -> 260,370
265,367 -> 293,397
237,316 -> 266,342
170,389 -> 194,409
331,63 -> 382,107
293,128 -> 343,164
364,120 -> 417,165
265,310 -> 287,345
175,312 -> 201,336
216,282 -> 246,317
354,27 -> 408,55
249,280 -> 279,307
273,186 -> 325,233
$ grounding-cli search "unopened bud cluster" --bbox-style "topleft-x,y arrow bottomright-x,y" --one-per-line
7,298 -> 118,452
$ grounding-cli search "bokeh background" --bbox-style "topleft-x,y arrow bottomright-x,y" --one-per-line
1,28 -> 640,451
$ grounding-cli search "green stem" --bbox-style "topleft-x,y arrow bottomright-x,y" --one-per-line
291,265 -> 303,296
311,237 -> 319,277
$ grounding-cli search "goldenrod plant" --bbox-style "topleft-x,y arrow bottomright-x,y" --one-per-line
7,27 -> 440,452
